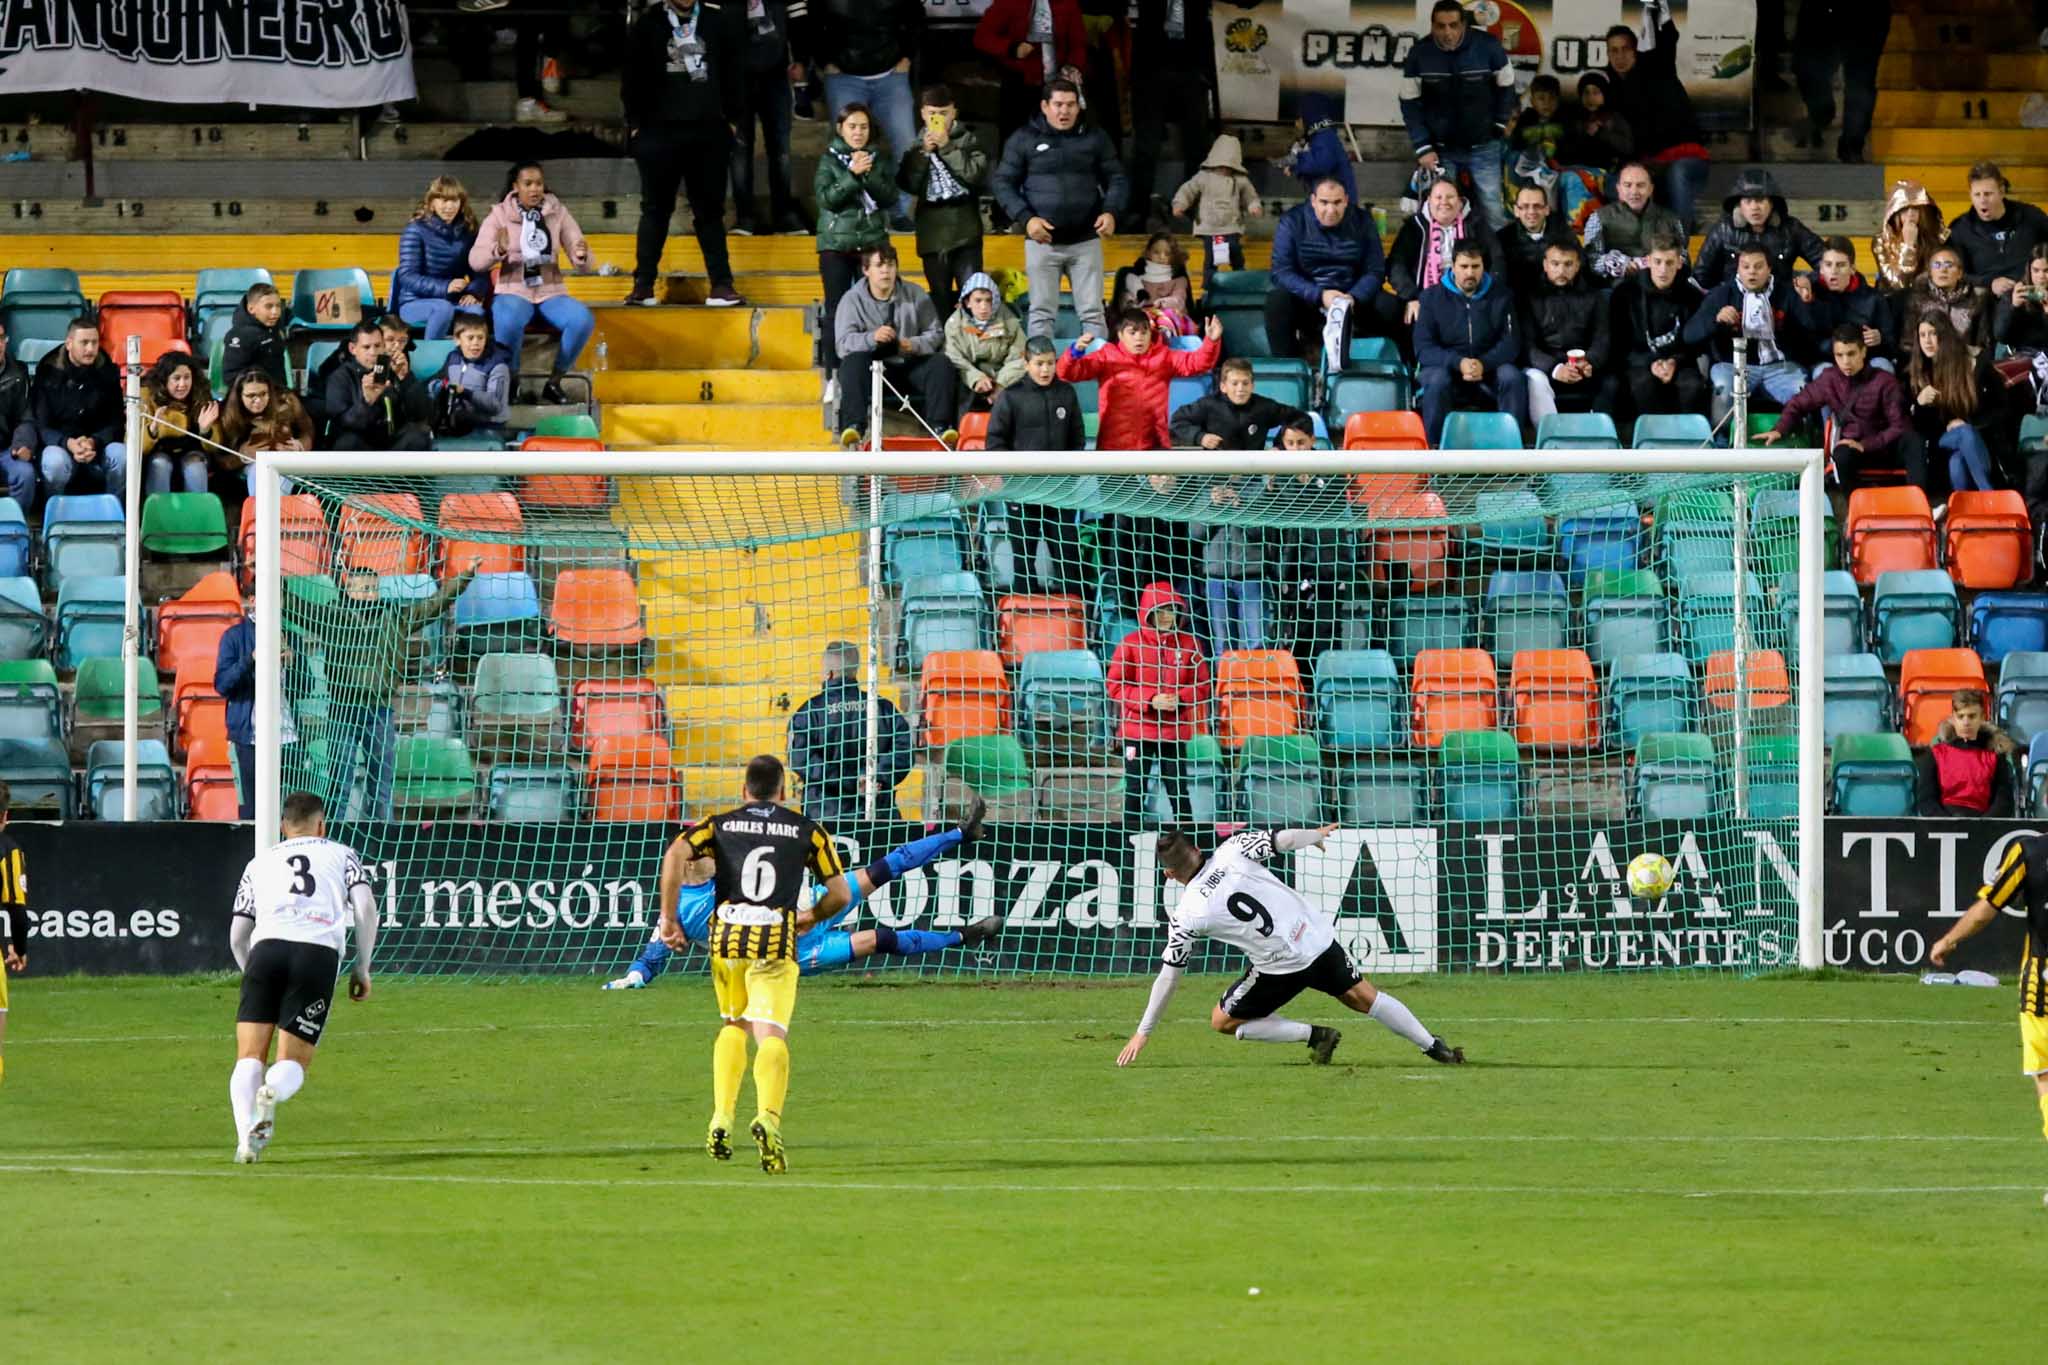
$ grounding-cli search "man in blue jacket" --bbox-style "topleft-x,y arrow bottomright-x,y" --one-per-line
215,601 -> 296,822
787,641 -> 915,824
1264,178 -> 1387,363
1399,0 -> 1517,230
1415,242 -> 1527,445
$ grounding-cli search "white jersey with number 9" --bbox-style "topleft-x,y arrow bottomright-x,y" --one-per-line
233,835 -> 370,955
1162,831 -> 1333,974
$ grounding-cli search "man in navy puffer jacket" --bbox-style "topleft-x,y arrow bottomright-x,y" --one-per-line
1398,1 -> 1516,230
1415,242 -> 1526,445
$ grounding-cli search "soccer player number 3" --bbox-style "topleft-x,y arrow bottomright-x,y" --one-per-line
740,846 -> 779,904
287,855 -> 317,898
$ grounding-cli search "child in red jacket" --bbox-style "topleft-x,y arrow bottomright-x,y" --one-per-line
1058,309 -> 1223,450
1107,581 -> 1212,827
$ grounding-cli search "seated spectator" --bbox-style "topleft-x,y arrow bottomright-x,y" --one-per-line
1757,326 -> 1909,489
1790,236 -> 1895,374
1280,94 -> 1357,204
945,272 -> 1028,411
1684,244 -> 1810,427
219,369 -> 313,457
1611,234 -> 1707,418
1170,134 -> 1262,291
1948,162 -> 2048,300
1056,308 -> 1222,451
1190,476 -> 1268,653
1106,579 -> 1210,828
392,175 -> 487,341
12,317 -> 125,508
1901,312 -> 2005,500
1265,177 -> 1387,364
991,77 -> 1127,343
221,282 -> 288,389
1897,246 -> 1993,355
468,161 -> 596,405
1873,179 -> 1946,294
816,103 -> 896,384
834,244 -> 956,447
1111,233 -> 1195,336
434,314 -> 513,440
1603,4 -> 1710,225
1694,167 -> 1825,290
1588,160 -> 1688,284
1555,71 -> 1633,177
986,336 -> 1084,594
139,352 -> 220,496
1502,75 -> 1565,199
1169,357 -> 1308,452
1499,183 -> 1576,302
1996,244 -> 2048,361
1388,177 -> 1502,349
897,85 -> 988,325
323,320 -> 432,454
1914,691 -> 2015,817
1521,239 -> 1619,424
1416,242 -> 1526,445
378,317 -> 437,447
0,320 -> 31,496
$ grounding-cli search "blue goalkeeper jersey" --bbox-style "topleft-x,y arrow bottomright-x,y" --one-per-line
675,879 -> 857,951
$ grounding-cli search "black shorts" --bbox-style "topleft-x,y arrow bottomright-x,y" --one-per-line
1218,941 -> 1363,1021
237,939 -> 342,1045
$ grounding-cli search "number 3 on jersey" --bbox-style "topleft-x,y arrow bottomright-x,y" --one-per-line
740,845 -> 779,903
1227,891 -> 1272,936
287,854 -> 317,897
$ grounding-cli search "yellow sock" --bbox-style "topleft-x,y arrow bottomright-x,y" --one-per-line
753,1035 -> 790,1124
2037,1090 -> 2048,1141
711,1025 -> 748,1124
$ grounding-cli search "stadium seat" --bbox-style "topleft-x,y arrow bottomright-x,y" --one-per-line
1630,413 -> 1714,449
1440,411 -> 1522,450
297,340 -> 340,395
1998,652 -> 2048,746
921,650 -> 1009,749
405,339 -> 457,384
0,659 -> 61,744
902,572 -> 988,671
1779,569 -> 1864,661
87,737 -> 177,821
1830,731 -> 1916,815
1943,490 -> 2030,589
1347,471 -> 1428,503
194,267 -> 269,320
1015,649 -> 1111,756
1366,490 -> 1451,588
1609,652 -> 1697,750
237,493 -> 330,590
1341,410 -> 1429,452
569,677 -> 667,749
0,577 -> 46,661
140,492 -> 228,558
289,268 -> 378,335
1823,653 -> 1893,747
99,291 -> 188,367
1845,486 -> 1937,584
1340,336 -> 1404,373
1535,412 -> 1620,449
1244,357 -> 1311,412
1485,571 -> 1571,667
955,411 -> 991,452
152,571 -> 243,674
1511,649 -> 1599,750
1898,648 -> 1988,747
1215,649 -> 1303,747
488,765 -> 584,822
393,735 -> 482,818
1674,570 -> 1774,665
1412,648 -> 1498,748
517,436 -> 602,455
1166,376 -> 1213,422
1324,372 -> 1408,432
1241,733 -> 1324,827
1703,649 -> 1792,727
517,466 -> 610,508
941,733 -> 1035,821
1750,488 -> 1839,580
55,574 -> 127,670
171,651 -> 225,757
72,655 -> 165,751
2,267 -> 83,308
1438,729 -> 1522,820
1385,595 -> 1472,663
42,494 -> 126,590
471,652 -> 563,754
1330,756 -> 1428,823
997,594 -> 1085,667
184,738 -> 240,819
1207,269 -> 1271,301
548,567 -> 648,654
886,520 -> 965,585
5,339 -> 56,373
437,492 -> 524,578
451,571 -> 543,659
1742,733 -> 1801,819
1471,488 -> 1549,555
0,736 -> 73,816
1634,732 -> 1716,820
1556,502 -> 1642,585
1581,568 -> 1667,667
1314,649 -> 1405,751
1969,591 -> 2048,665
339,493 -> 427,578
0,498 -> 28,579
1871,569 -> 1958,664
1655,488 -> 1737,584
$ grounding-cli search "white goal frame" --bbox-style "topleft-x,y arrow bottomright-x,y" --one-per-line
252,447 -> 1831,968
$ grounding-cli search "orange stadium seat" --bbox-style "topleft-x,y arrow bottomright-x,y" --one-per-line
99,290 -> 188,366
154,571 -> 242,672
549,568 -> 647,649
1367,489 -> 1451,588
920,649 -> 1009,748
239,494 -> 332,590
1944,489 -> 2031,590
517,437 -> 610,507
1412,648 -> 1498,748
1704,649 -> 1792,719
1845,486 -> 1936,584
1510,649 -> 1599,750
1215,649 -> 1303,746
956,411 -> 990,451
1898,648 -> 1986,747
996,594 -> 1084,666
339,493 -> 426,578
437,492 -> 523,579
184,736 -> 240,820
570,677 -> 666,750
1343,412 -> 1429,453
586,733 -> 679,822
172,653 -> 225,758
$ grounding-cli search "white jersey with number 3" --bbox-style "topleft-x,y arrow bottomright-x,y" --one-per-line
233,836 -> 369,955
1162,831 -> 1333,974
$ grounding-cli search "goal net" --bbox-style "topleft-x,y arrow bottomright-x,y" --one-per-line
251,450 -> 1825,978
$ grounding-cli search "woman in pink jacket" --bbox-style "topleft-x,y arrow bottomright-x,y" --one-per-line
468,161 -> 598,404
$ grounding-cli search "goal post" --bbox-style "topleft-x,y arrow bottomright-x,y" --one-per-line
252,447 -> 1829,975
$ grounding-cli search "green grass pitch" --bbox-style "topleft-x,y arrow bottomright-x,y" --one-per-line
6,971 -> 2043,1362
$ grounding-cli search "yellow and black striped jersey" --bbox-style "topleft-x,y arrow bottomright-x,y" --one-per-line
1977,834 -> 2048,1016
687,803 -> 844,961
0,831 -> 26,955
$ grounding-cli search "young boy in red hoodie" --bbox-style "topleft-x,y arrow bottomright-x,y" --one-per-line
1107,581 -> 1212,828
1057,308 -> 1223,450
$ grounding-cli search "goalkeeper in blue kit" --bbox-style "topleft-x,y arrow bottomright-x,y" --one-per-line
604,799 -> 999,988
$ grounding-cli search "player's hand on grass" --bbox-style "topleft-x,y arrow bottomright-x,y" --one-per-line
349,970 -> 371,1002
1116,1031 -> 1149,1066
5,947 -> 24,972
658,913 -> 688,950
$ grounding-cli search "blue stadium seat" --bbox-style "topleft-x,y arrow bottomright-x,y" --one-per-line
1485,571 -> 1570,667
1385,595 -> 1471,663
1015,649 -> 1110,753
1441,411 -> 1522,450
1608,652 -> 1697,751
1543,472 -> 1619,503
1342,336 -> 1405,374
1970,591 -> 2048,665
1581,568 -> 1667,667
1536,412 -> 1620,449
0,736 -> 74,816
0,577 -> 46,661
1557,501 -> 1641,584
1779,569 -> 1864,660
1632,412 -> 1713,449
1743,734 -> 1801,820
1675,570 -> 1774,664
1872,569 -> 1958,664
450,571 -> 543,657
289,268 -> 377,334
903,571 -> 988,672
1999,652 -> 2048,746
1167,375 -> 1214,419
1211,304 -> 1271,359
410,339 -> 457,382
1323,372 -> 1409,428
300,340 -> 340,394
1248,356 -> 1312,410
1634,732 -> 1716,820
86,737 -> 176,820
0,498 -> 30,579
1823,653 -> 1893,747
54,575 -> 127,670
1314,649 -> 1405,751
1830,732 -> 1916,816
1471,487 -> 1549,555
42,493 -> 125,590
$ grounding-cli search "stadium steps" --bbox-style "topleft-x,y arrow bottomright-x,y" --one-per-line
603,402 -> 826,449
1877,52 -> 2048,91
595,370 -> 819,405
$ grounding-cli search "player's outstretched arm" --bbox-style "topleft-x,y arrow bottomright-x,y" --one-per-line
1934,842 -> 2026,967
348,882 -> 377,1001
1272,824 -> 1339,853
1931,899 -> 2001,968
1118,964 -> 1182,1067
809,873 -> 852,927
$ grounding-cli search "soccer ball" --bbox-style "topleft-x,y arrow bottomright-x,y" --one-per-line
1627,853 -> 1675,901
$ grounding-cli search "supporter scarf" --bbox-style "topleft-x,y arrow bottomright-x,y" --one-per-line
925,142 -> 969,202
519,207 -> 552,289
832,148 -> 879,214
1419,212 -> 1465,293
1738,274 -> 1782,366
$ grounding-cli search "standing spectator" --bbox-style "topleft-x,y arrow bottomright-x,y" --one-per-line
1110,233 -> 1195,337
1125,0 -> 1220,230
1169,357 -> 1307,452
1056,310 -> 1221,451
973,0 -> 1088,147
1914,691 -> 2016,817
1415,242 -> 1527,445
1901,313 -> 2005,500
1556,71 -> 1633,177
985,337 -> 1085,595
1498,183 -> 1575,301
470,163 -> 599,404
323,322 -> 432,454
1264,178 -> 1386,362
1683,244 -> 1812,428
1611,235 -> 1708,419
1693,168 -> 1826,291
0,322 -> 32,501
1995,246 -> 2048,360
1588,160 -> 1688,284
1603,0 -> 1710,226
219,370 -> 313,458
1520,240 -> 1618,426
1948,163 -> 2048,299
453,1 -> 566,125
944,272 -> 1029,411
1398,0 -> 1514,231
991,78 -> 1128,342
786,640 -> 914,824
1170,133 -> 1262,292
728,0 -> 807,236
833,244 -> 956,447
1757,325 -> 1911,490
897,84 -> 988,324
1898,247 -> 1993,356
391,176 -> 486,340
1873,179 -> 1947,294
1790,237 -> 1895,373
1385,177 -> 1501,350
1106,579 -> 1210,828
1189,475 -> 1269,654
434,315 -> 514,441
794,0 -> 925,230
139,352 -> 220,496
1268,448 -> 1354,665
815,103 -> 896,383
14,318 -> 125,509
622,0 -> 749,310
214,605 -> 259,820
1794,0 -> 1893,164
1502,75 -> 1565,197
220,282 -> 288,389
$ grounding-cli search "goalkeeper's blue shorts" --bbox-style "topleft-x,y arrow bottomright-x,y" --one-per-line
796,928 -> 859,974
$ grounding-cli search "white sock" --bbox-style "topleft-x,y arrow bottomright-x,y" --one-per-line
264,1059 -> 305,1104
231,1058 -> 264,1140
1368,992 -> 1437,1050
1235,1016 -> 1313,1044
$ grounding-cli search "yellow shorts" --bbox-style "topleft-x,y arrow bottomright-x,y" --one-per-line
2023,1014 -> 2048,1076
712,955 -> 798,1030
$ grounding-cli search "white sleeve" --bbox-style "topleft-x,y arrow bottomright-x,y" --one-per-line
1230,830 -> 1277,863
1273,827 -> 1330,853
350,882 -> 377,974
1135,964 -> 1182,1036
229,914 -> 253,971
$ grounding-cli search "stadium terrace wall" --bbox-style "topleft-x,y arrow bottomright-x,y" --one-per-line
0,820 -> 2028,977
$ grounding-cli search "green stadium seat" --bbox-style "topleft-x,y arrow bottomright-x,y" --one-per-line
1241,733 -> 1325,827
1742,733 -> 1801,819
487,764 -> 583,822
1438,729 -> 1522,821
0,659 -> 60,744
0,736 -> 73,816
390,735 -> 479,817
0,577 -> 47,660
1183,732 -> 1224,825
141,492 -> 229,557
73,656 -> 163,724
1335,757 -> 1429,824
941,733 -> 1033,821
86,737 -> 177,820
534,413 -> 600,439
1750,488 -> 1839,578
1634,732 -> 1715,821
1829,731 -> 1915,815
1581,568 -> 1667,667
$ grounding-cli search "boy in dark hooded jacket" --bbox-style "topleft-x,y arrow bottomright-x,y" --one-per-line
1694,166 -> 1827,291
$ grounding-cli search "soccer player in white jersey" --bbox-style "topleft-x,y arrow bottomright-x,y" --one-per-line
226,791 -> 378,1163
1116,826 -> 1465,1068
